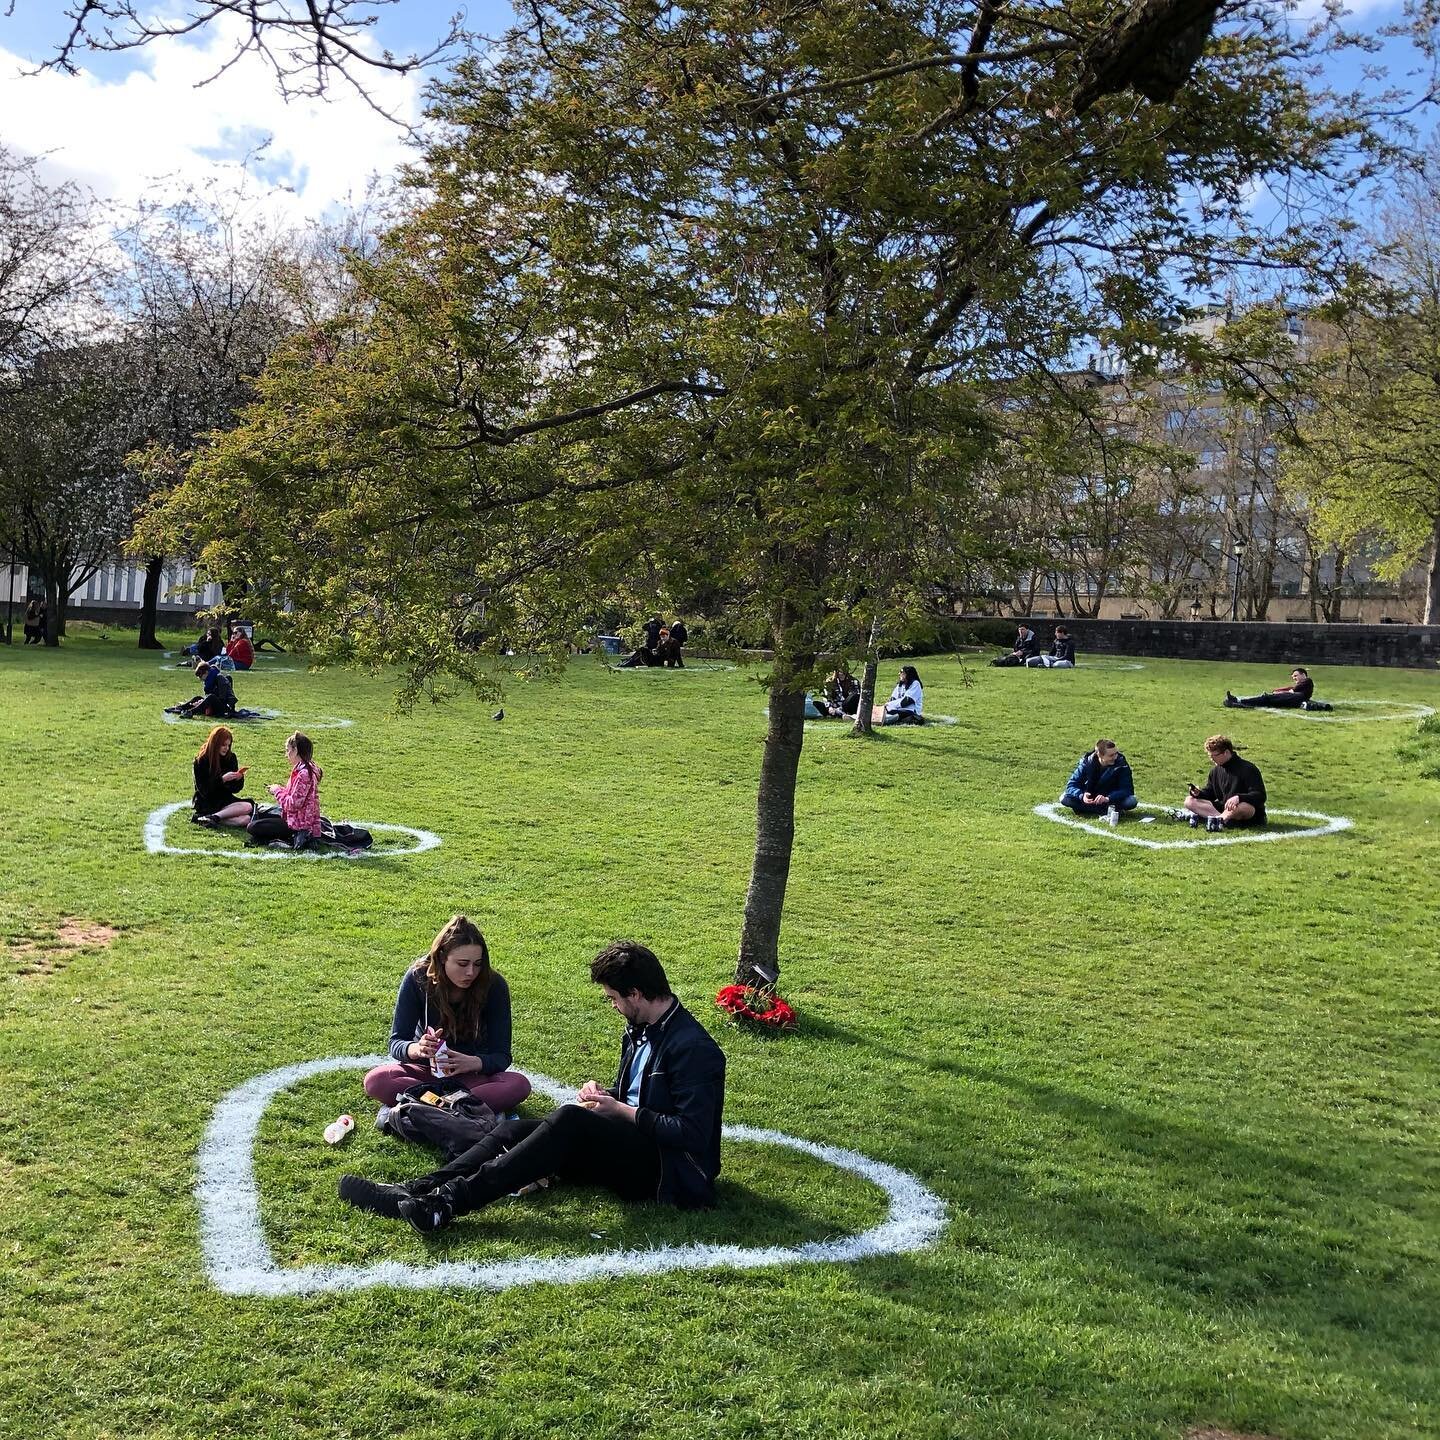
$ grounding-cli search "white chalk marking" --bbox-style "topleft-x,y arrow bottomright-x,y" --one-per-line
162,711 -> 353,729
1245,698 -> 1436,725
143,801 -> 441,861
159,660 -> 302,673
1033,800 -> 1353,850
197,1058 -> 948,1297
1074,660 -> 1146,671
163,707 -> 284,726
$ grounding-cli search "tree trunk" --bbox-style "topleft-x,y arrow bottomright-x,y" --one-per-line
1424,518 -> 1440,626
734,681 -> 808,986
43,574 -> 60,646
138,556 -> 165,648
851,616 -> 882,737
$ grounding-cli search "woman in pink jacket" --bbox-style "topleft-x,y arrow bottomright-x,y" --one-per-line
268,731 -> 323,847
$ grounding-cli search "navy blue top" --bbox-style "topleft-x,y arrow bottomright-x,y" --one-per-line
386,965 -> 515,1074
1062,750 -> 1136,807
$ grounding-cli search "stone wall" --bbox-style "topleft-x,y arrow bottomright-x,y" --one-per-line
1018,617 -> 1440,669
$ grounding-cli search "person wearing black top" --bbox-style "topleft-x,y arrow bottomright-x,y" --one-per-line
1226,668 -> 1315,709
1026,626 -> 1077,668
991,624 -> 1041,667
339,939 -> 727,1234
1180,734 -> 1267,832
191,725 -> 253,827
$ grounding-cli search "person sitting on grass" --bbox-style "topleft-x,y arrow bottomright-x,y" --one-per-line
1059,738 -> 1137,824
816,662 -> 860,718
1180,734 -> 1267,832
178,626 -> 225,665
1225,667 -> 1314,710
225,626 -> 254,671
260,731 -> 323,849
191,725 -> 254,827
340,939 -> 726,1234
991,624 -> 1041,667
1026,626 -> 1076,668
873,664 -> 924,725
168,661 -> 237,719
362,915 -> 533,1114
657,626 -> 686,667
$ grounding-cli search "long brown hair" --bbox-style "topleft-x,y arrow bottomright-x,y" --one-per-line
411,914 -> 493,1041
196,725 -> 234,775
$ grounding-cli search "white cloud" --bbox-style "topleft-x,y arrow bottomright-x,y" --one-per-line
0,15 -> 425,221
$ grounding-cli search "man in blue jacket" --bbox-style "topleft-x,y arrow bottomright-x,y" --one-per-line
1059,738 -> 1138,824
340,940 -> 726,1233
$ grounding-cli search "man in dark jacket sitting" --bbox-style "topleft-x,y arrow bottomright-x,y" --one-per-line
1180,734 -> 1267,832
1059,738 -> 1137,823
991,624 -> 1041,667
340,940 -> 726,1233
1225,667 -> 1315,709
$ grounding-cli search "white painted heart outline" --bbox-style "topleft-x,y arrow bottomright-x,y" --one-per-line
1033,800 -> 1353,849
144,801 -> 442,861
198,1056 -> 948,1297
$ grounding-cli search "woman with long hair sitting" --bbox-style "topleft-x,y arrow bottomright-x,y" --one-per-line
191,726 -> 253,827
266,730 -> 323,847
362,915 -> 532,1113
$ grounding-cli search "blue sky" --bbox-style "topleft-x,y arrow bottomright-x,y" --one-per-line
0,2 -> 1430,225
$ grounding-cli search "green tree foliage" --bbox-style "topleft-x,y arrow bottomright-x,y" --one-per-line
1286,148 -> 1440,624
139,0 -> 1382,977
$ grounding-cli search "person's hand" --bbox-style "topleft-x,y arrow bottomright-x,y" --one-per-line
583,1091 -> 632,1122
444,1050 -> 484,1075
408,1027 -> 444,1063
267,784 -> 282,797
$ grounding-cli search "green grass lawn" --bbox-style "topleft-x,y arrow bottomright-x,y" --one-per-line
1,630 -> 1437,1440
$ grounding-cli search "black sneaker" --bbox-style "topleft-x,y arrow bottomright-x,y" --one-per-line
338,1175 -> 415,1219
1224,691 -> 1240,708
399,1191 -> 455,1234
1206,816 -> 1224,833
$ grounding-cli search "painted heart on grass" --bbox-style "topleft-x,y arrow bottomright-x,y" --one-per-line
1034,800 -> 1353,850
198,1056 -> 948,1297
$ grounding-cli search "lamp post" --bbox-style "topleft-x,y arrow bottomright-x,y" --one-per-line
1188,594 -> 1202,623
1229,537 -> 1248,622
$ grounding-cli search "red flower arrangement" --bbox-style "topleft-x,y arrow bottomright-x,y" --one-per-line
715,983 -> 796,1031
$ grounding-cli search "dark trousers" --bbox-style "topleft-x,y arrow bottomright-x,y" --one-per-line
1238,692 -> 1304,708
991,652 -> 1025,667
422,1105 -> 662,1214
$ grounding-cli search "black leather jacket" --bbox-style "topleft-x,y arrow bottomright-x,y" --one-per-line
611,999 -> 726,1208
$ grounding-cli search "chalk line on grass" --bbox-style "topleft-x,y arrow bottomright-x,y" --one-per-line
1245,698 -> 1436,725
1033,800 -> 1353,850
161,711 -> 353,729
143,801 -> 441,861
1074,660 -> 1146,671
197,1057 -> 948,1298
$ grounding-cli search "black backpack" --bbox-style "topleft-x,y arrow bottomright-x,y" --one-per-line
381,1082 -> 500,1158
320,818 -> 374,849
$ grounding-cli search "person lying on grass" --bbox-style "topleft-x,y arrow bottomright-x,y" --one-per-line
340,939 -> 726,1234
1225,667 -> 1314,710
190,725 -> 254,828
1059,738 -> 1137,824
1179,734 -> 1267,832
873,665 -> 924,725
362,914 -> 532,1115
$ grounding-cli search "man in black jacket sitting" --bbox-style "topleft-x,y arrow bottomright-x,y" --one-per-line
1179,734 -> 1267,832
340,940 -> 726,1233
